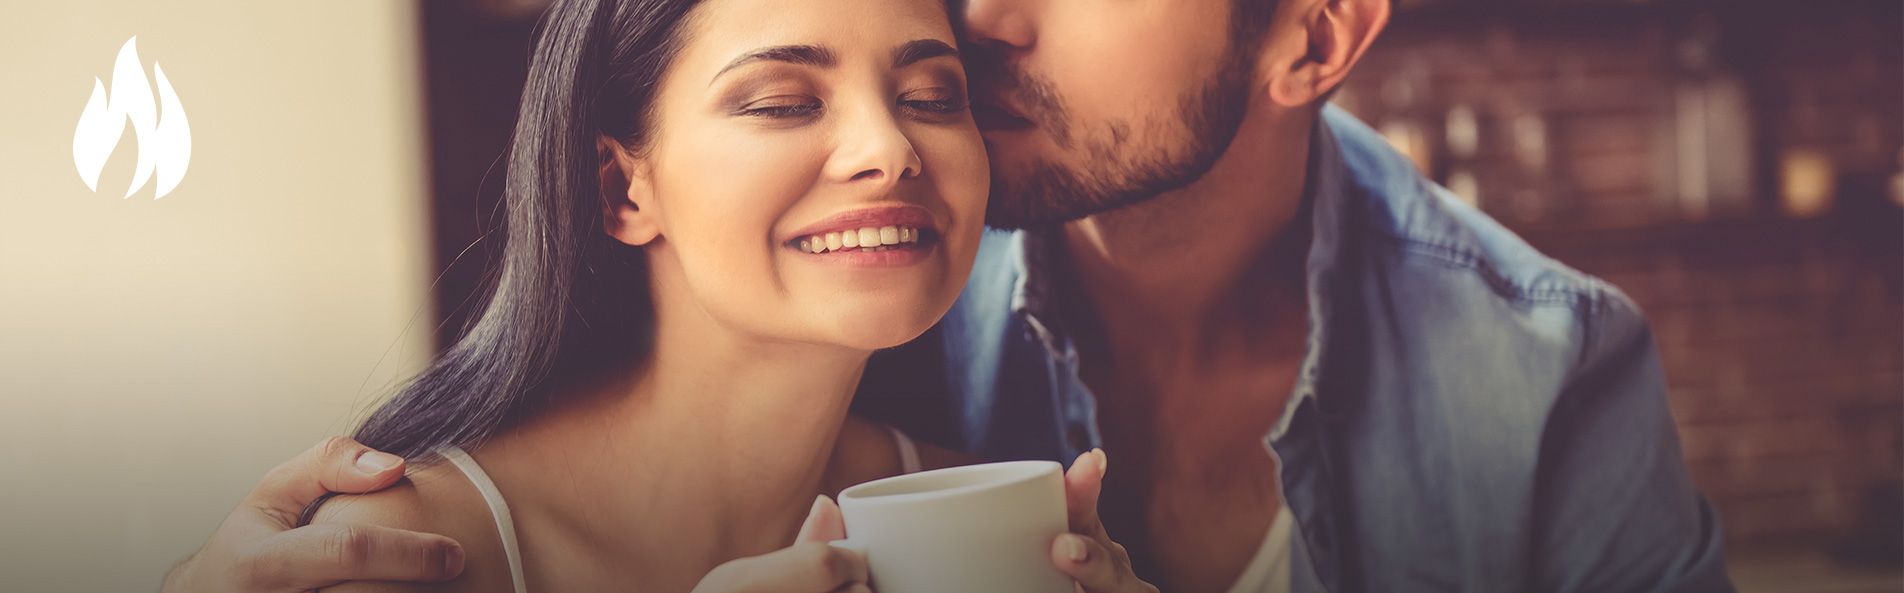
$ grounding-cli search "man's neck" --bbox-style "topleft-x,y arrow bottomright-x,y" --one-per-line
1056,107 -> 1323,593
1061,106 -> 1317,367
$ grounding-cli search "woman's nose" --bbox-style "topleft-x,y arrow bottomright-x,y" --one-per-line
827,107 -> 923,188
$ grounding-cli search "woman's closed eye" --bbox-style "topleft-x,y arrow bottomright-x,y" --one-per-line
735,95 -> 824,119
730,89 -> 967,122
900,87 -> 969,117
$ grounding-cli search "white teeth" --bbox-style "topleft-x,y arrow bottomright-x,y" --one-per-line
798,226 -> 923,254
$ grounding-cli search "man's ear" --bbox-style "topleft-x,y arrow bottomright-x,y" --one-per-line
1264,0 -> 1390,108
598,135 -> 662,247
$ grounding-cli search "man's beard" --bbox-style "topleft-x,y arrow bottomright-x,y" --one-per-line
981,47 -> 1257,230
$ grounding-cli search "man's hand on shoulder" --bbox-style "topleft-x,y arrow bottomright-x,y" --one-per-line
160,437 -> 465,593
305,476 -> 452,593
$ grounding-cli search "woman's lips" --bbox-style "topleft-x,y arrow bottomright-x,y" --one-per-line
788,204 -> 936,239
785,205 -> 941,266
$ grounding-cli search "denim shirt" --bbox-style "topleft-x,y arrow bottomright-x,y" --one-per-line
853,105 -> 1734,593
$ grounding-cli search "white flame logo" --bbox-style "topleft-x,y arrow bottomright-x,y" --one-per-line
73,36 -> 191,199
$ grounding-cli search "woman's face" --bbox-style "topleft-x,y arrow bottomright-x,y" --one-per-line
613,0 -> 988,351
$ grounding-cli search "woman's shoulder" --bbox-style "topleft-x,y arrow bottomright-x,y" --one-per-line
824,417 -> 978,494
309,453 -> 519,593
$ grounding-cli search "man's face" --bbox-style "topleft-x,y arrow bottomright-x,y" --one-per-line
962,0 -> 1264,228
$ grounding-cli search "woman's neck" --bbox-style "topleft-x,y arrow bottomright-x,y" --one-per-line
490,274 -> 873,587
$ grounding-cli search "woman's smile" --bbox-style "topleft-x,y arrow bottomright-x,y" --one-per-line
785,204 -> 944,267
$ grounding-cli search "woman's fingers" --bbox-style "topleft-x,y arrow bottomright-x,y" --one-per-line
1056,451 -> 1158,593
1064,448 -> 1110,539
693,498 -> 865,593
696,541 -> 868,593
780,542 -> 870,590
246,437 -> 408,528
1050,532 -> 1153,593
247,523 -> 465,590
795,495 -> 848,543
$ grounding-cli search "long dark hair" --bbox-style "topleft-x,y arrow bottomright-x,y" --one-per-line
353,0 -> 704,461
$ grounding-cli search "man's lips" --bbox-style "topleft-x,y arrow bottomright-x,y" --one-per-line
972,98 -> 1035,132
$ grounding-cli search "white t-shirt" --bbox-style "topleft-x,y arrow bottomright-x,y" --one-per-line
1223,503 -> 1295,593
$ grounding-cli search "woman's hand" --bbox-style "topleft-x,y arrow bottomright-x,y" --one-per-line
691,496 -> 871,593
1051,449 -> 1160,593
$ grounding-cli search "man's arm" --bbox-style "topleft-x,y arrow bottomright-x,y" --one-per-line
161,437 -> 464,593
1530,286 -> 1734,593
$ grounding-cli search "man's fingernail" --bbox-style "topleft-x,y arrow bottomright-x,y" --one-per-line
1092,448 -> 1108,474
356,451 -> 402,473
1065,535 -> 1090,563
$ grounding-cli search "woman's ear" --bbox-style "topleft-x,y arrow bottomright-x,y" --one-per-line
1263,0 -> 1391,108
598,135 -> 663,247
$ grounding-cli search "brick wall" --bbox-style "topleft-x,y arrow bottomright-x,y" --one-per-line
1524,220 -> 1902,547
1339,1 -> 1904,228
1340,1 -> 1904,550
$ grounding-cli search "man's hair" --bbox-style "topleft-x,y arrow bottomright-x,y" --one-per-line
1231,0 -> 1280,48
1233,0 -> 1394,47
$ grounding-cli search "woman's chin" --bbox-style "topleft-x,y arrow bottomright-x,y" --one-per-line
815,301 -> 949,351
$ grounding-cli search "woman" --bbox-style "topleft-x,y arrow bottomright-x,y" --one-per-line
302,0 -> 1120,591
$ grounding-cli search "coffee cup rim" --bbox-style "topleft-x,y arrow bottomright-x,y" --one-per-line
837,460 -> 1060,506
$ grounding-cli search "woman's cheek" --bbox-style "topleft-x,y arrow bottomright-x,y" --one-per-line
667,131 -> 828,303
920,128 -> 990,249
670,130 -> 821,231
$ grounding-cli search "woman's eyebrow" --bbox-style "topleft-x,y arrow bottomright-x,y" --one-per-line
893,39 -> 958,68
711,45 -> 838,85
707,39 -> 956,86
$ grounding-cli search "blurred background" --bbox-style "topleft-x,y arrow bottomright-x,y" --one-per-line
1336,2 -> 1903,590
0,2 -> 436,592
0,0 -> 1898,592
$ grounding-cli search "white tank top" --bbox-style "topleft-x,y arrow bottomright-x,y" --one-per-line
437,435 -> 1292,593
434,425 -> 925,593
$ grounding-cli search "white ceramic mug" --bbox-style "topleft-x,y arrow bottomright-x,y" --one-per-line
832,460 -> 1073,593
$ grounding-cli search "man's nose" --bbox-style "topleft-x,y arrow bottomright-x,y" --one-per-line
961,0 -> 1037,50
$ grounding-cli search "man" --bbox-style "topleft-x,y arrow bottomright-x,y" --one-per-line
164,0 -> 1734,591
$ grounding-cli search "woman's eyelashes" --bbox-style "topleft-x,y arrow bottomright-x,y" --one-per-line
899,87 -> 970,116
730,88 -> 969,122
735,96 -> 823,119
